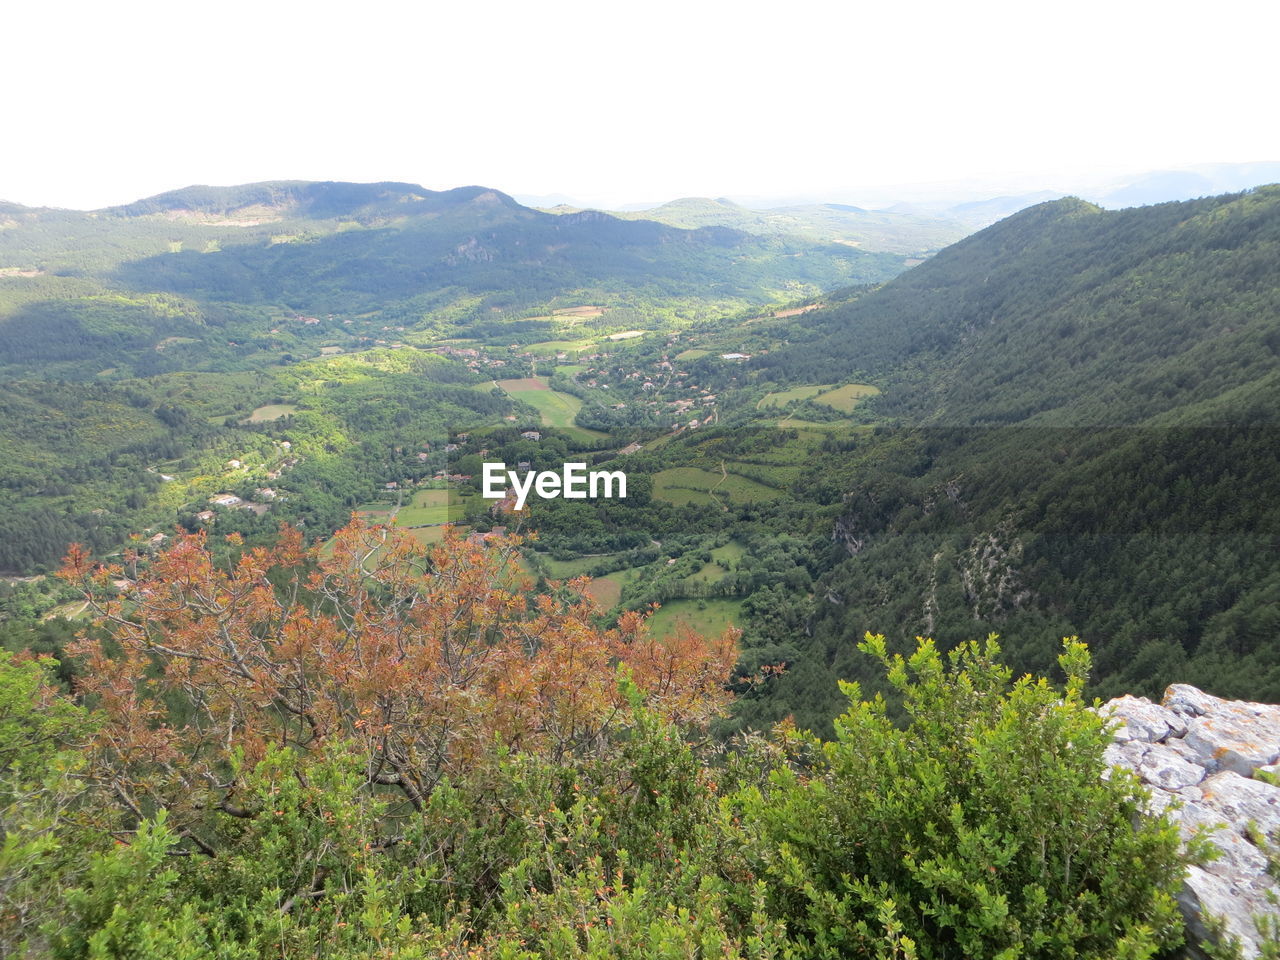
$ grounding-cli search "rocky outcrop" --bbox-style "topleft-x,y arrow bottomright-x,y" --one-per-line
1101,685 -> 1280,958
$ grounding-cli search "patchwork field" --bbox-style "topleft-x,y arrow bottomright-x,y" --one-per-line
648,598 -> 744,641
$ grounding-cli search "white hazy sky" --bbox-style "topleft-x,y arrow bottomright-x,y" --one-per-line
5,0 -> 1279,210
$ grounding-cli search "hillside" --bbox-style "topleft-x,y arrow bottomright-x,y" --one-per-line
0,180 -> 909,380
729,186 -> 1280,729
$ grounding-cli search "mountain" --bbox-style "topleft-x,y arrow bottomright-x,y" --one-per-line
0,180 -> 910,380
546,196 -> 969,255
735,185 -> 1280,729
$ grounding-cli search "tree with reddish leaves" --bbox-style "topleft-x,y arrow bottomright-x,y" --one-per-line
58,518 -> 737,848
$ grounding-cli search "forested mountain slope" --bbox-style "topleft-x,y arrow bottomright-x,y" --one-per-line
735,187 -> 1280,730
0,181 -> 907,379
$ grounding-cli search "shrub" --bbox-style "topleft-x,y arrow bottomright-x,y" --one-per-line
737,634 -> 1186,959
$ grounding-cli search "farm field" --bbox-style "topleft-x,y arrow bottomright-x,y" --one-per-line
648,598 -> 744,641
758,384 -> 834,409
652,466 -> 780,506
674,349 -> 710,360
405,525 -> 460,546
813,383 -> 880,412
582,570 -> 632,610
523,340 -> 594,356
242,403 -> 299,422
496,376 -> 606,441
396,488 -> 455,527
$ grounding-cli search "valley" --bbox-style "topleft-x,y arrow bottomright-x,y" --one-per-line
3,181 -> 1280,739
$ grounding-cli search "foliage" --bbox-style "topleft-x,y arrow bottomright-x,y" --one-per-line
58,518 -> 738,841
736,635 -> 1185,959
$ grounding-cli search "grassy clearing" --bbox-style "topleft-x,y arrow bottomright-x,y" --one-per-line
675,349 -> 710,360
648,598 -> 743,641
814,383 -> 880,412
758,384 -> 834,409
688,562 -> 728,585
498,377 -> 606,441
583,572 -> 628,610
405,525 -> 459,546
652,468 -> 724,505
396,488 -> 455,526
651,466 -> 779,507
711,541 -> 747,565
242,403 -> 299,423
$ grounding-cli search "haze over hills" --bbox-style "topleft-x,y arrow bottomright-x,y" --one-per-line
541,197 -> 971,256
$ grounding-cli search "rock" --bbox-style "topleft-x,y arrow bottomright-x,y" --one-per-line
1139,742 -> 1207,791
1099,684 -> 1280,957
1102,694 -> 1189,742
1197,772 -> 1280,839
1165,684 -> 1225,718
1182,705 -> 1280,777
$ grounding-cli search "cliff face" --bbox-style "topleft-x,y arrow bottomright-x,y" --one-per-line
1102,686 -> 1280,957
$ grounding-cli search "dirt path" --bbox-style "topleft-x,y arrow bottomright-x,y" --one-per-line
708,461 -> 729,512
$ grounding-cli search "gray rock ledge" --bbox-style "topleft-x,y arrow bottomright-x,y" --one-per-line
1101,685 -> 1280,958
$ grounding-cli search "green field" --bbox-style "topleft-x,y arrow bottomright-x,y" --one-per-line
688,561 -> 728,584
242,403 -> 299,423
396,488 -> 455,526
497,376 -> 606,441
814,383 -> 880,412
648,598 -> 744,641
652,466 -> 779,506
711,541 -> 747,565
758,384 -> 834,409
674,349 -> 710,360
405,525 -> 460,546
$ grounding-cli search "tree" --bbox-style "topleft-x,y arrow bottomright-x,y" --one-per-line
58,518 -> 738,853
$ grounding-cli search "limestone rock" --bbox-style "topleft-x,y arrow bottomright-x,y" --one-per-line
1098,685 -> 1280,957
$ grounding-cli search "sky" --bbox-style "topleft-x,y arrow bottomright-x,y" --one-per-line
5,0 -> 1280,210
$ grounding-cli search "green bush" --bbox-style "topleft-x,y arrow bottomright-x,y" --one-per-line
736,634 -> 1186,959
